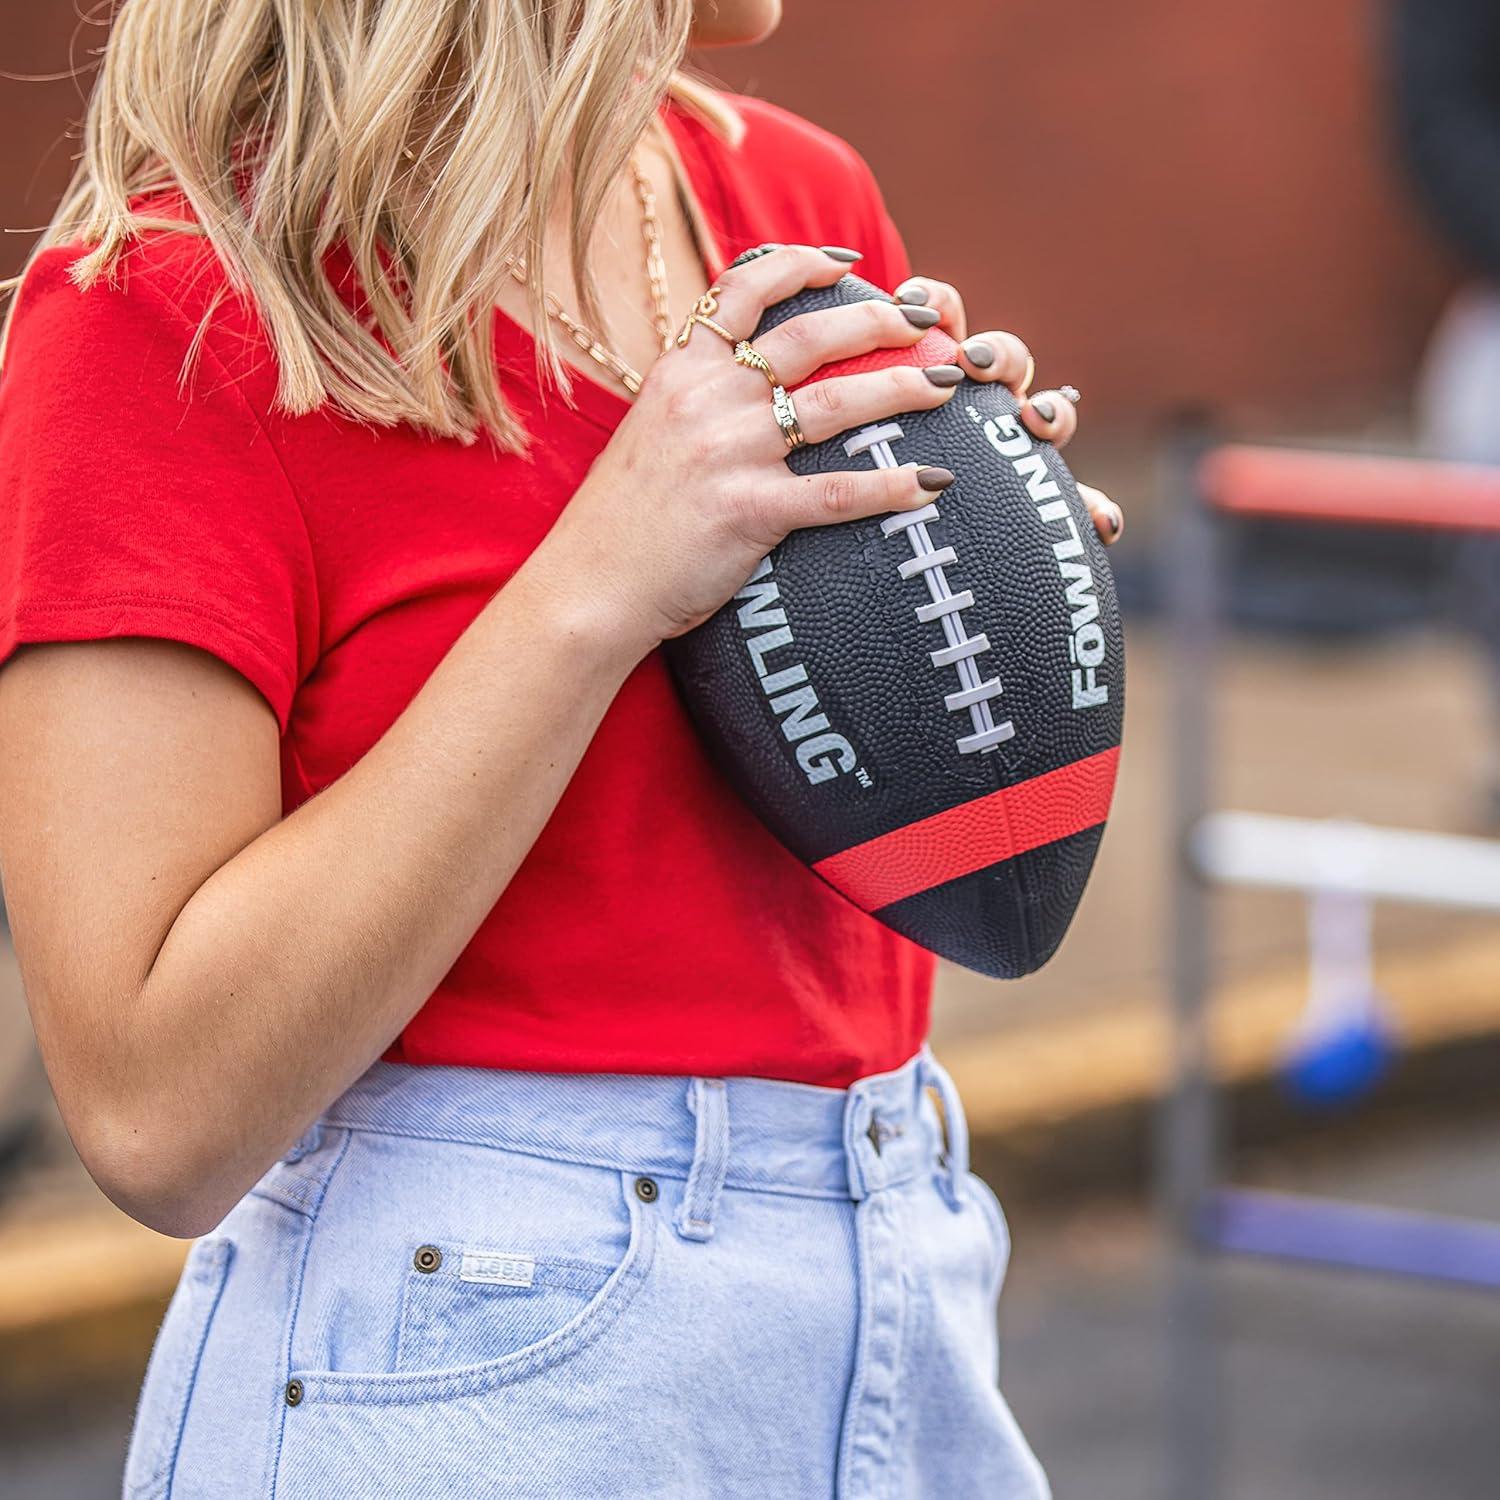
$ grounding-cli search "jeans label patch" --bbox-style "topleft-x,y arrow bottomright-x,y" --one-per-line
459,1250 -> 536,1287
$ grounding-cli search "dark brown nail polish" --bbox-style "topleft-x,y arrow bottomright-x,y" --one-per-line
923,364 -> 965,388
896,285 -> 930,306
901,305 -> 941,328
917,466 -> 956,491
1030,397 -> 1056,422
961,337 -> 995,368
820,246 -> 862,262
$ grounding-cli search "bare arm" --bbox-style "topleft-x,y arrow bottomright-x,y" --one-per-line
0,246 -> 969,1236
0,559 -> 636,1237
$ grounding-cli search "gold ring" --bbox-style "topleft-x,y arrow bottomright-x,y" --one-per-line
733,340 -> 780,388
1018,352 -> 1036,397
675,286 -> 738,349
770,384 -> 806,451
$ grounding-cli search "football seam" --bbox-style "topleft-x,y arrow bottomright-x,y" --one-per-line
844,422 -> 1014,757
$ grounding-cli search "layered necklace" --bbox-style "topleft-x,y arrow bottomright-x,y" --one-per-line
503,149 -> 675,397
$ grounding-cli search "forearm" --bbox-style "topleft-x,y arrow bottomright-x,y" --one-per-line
112,544 -> 647,1233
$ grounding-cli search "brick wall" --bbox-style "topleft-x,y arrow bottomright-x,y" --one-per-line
699,0 -> 1457,430
2,0 -> 1458,430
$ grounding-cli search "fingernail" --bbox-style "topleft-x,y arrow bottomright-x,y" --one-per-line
820,246 -> 862,262
1030,397 -> 1056,423
923,364 -> 965,388
961,337 -> 995,369
1105,504 -> 1123,539
917,466 -> 956,491
895,285 -> 929,305
901,305 -> 941,328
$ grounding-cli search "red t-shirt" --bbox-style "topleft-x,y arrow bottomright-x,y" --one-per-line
0,92 -> 936,1086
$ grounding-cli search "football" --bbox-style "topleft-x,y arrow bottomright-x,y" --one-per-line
665,248 -> 1125,978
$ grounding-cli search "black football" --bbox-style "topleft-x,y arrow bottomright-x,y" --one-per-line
665,248 -> 1125,978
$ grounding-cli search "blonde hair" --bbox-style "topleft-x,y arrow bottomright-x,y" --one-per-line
0,0 -> 743,450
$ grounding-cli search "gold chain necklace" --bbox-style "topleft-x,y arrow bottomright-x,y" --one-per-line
504,150 -> 673,397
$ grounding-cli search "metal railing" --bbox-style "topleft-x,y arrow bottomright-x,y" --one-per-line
1163,436 -> 1500,1499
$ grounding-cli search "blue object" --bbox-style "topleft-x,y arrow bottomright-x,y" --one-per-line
1204,1187 -> 1500,1289
1280,1005 -> 1394,1107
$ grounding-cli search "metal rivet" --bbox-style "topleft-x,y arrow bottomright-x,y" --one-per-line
413,1244 -> 443,1273
285,1379 -> 303,1407
633,1175 -> 659,1203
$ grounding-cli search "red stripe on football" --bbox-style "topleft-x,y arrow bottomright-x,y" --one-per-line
811,748 -> 1122,913
788,327 -> 961,391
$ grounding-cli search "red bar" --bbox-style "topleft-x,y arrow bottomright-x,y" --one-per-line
1200,446 -> 1500,534
813,747 -> 1121,912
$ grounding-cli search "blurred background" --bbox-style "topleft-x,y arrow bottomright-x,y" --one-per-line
4,1 -> 1500,1496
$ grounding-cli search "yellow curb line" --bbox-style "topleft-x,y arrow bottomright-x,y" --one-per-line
940,929 -> 1500,1135
0,1208 -> 188,1337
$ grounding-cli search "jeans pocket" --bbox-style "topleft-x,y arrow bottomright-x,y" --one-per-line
289,1165 -> 656,1408
393,1248 -> 615,1374
122,1235 -> 235,1499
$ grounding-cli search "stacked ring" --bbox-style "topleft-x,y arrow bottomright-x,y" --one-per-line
675,290 -> 807,451
729,338 -> 804,449
770,385 -> 806,451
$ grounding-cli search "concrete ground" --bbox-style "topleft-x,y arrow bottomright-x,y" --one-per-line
1001,1107 -> 1500,1499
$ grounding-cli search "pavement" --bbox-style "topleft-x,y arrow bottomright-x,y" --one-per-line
1001,1108 -> 1500,1500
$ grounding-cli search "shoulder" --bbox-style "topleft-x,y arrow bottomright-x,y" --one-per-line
714,92 -> 888,207
721,93 -> 873,175
672,90 -> 909,288
0,208 -> 287,496
3,201 -> 269,397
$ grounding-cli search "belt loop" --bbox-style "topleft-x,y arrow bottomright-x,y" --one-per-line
675,1078 -> 729,1242
842,1086 -> 877,1202
919,1046 -> 969,1211
280,1121 -> 321,1165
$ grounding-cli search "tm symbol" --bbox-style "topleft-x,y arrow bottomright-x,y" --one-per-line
855,767 -> 874,790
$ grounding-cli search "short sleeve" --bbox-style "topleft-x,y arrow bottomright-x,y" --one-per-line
0,245 -> 317,734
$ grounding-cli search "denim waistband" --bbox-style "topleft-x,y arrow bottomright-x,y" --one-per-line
305,1044 -> 971,1206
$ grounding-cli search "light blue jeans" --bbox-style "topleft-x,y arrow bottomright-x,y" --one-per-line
122,1045 -> 1049,1498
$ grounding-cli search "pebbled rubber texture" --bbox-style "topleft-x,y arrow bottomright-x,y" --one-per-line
664,248 -> 1126,978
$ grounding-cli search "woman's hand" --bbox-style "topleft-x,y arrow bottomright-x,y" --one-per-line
537,243 -> 968,653
532,244 -> 1122,667
893,275 -> 1124,548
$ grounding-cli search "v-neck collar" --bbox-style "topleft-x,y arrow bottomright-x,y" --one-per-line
492,98 -> 732,437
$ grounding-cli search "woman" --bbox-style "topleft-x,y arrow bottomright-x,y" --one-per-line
0,0 -> 1121,1494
